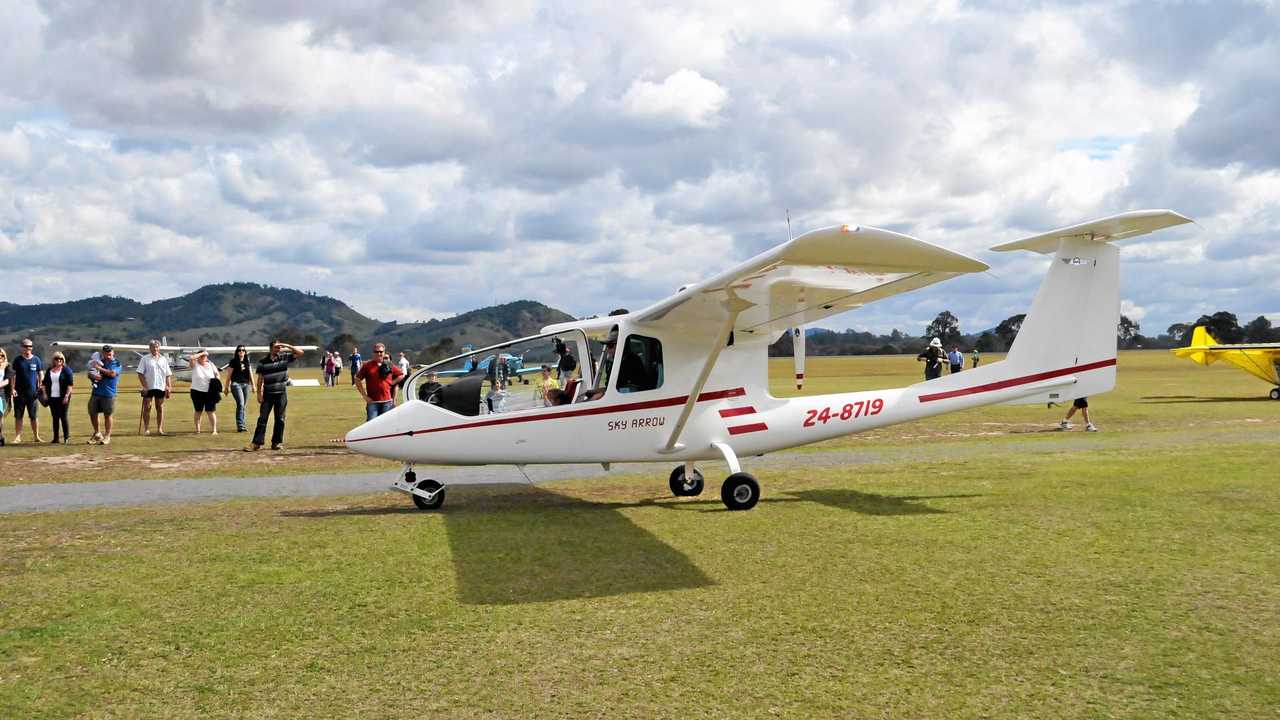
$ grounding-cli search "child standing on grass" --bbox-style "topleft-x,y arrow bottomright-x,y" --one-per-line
1060,397 -> 1098,432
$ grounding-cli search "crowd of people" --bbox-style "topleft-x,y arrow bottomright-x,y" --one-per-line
0,338 -> 311,448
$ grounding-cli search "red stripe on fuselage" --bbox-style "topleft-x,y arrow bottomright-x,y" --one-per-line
718,406 -> 757,418
727,423 -> 768,435
348,387 -> 747,442
916,358 -> 1116,403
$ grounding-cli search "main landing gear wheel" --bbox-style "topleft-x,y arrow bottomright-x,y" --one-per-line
720,472 -> 760,511
669,466 -> 705,497
1271,388 -> 1280,400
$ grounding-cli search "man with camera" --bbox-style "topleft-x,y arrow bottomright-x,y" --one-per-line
355,343 -> 405,421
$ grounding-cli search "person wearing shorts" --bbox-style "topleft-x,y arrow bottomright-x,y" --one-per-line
11,338 -> 44,443
136,340 -> 173,435
188,350 -> 221,434
1060,396 -> 1097,432
87,345 -> 121,445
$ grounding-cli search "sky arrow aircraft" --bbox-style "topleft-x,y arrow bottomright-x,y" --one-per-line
1172,326 -> 1280,399
345,210 -> 1192,511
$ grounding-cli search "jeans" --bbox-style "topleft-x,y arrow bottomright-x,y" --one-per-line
252,392 -> 287,447
366,400 -> 394,421
230,382 -> 251,429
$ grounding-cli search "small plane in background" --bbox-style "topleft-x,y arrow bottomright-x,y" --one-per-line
435,344 -> 542,384
346,209 -> 1193,512
1172,326 -> 1280,399
49,340 -> 320,384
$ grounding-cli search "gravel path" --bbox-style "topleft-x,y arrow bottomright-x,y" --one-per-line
5,423 -> 1266,514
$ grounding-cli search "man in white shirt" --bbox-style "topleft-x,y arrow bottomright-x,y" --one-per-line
397,352 -> 411,375
136,339 -> 173,435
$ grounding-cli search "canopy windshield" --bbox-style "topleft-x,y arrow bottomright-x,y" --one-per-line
405,329 -> 592,415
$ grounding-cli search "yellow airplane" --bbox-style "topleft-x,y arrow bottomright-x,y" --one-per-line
1172,326 -> 1280,399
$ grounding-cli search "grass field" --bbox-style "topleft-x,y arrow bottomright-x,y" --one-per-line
2,352 -> 1278,718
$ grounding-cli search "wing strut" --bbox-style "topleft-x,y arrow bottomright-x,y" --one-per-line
660,295 -> 754,454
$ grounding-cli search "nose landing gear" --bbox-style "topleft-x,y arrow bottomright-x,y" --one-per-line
394,467 -> 447,510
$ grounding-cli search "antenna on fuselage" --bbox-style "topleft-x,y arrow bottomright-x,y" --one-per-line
786,209 -> 793,241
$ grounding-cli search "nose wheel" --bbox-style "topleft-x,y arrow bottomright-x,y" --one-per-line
1270,388 -> 1280,400
396,469 -> 447,510
669,464 -> 705,496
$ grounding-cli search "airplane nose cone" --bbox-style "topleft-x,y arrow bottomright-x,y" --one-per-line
345,403 -> 413,459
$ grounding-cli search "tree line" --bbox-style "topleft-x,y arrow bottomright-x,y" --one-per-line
767,310 -> 1279,357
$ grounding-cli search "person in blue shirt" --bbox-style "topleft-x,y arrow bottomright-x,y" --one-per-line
948,346 -> 964,374
11,338 -> 44,443
348,346 -> 362,386
87,345 -> 122,445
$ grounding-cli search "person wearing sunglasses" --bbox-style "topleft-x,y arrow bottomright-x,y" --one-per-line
11,339 -> 44,443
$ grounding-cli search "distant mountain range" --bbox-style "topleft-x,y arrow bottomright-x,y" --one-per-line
0,283 -> 575,361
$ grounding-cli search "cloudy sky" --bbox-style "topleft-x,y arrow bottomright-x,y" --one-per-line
1,0 -> 1276,337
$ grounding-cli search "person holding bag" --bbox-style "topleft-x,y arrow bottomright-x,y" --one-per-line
41,351 -> 74,444
188,350 -> 221,435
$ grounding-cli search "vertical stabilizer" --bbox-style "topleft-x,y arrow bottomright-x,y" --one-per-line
986,210 -> 1192,405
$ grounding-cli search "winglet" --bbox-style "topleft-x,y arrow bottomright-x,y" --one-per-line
991,209 -> 1193,254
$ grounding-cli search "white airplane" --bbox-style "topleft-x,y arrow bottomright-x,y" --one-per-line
345,210 -> 1192,511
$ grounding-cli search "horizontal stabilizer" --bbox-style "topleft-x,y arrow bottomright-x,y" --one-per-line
991,210 -> 1192,254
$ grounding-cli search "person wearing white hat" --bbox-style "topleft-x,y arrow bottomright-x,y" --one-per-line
916,337 -> 946,380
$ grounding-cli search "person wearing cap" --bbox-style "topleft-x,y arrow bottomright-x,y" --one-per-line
136,339 -> 173,435
11,338 -> 44,443
416,370 -> 443,404
41,351 -> 74,443
188,350 -> 221,434
86,345 -> 121,445
553,339 -> 577,382
916,337 -> 946,381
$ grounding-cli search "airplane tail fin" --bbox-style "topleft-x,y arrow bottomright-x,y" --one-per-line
989,210 -> 1192,405
1171,326 -> 1220,366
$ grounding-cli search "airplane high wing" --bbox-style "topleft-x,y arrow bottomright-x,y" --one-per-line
573,224 -> 989,339
1172,326 -> 1280,399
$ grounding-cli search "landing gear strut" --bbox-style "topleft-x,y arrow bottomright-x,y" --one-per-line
711,441 -> 760,511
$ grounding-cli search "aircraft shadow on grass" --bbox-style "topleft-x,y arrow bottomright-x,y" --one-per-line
785,490 -> 979,516
1139,395 -> 1272,404
282,487 -> 980,605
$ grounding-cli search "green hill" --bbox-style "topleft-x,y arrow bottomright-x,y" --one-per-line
0,284 -> 574,363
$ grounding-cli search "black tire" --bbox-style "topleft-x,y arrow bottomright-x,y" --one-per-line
411,479 -> 446,510
720,472 -> 760,511
669,465 -> 705,497
1271,388 -> 1280,400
